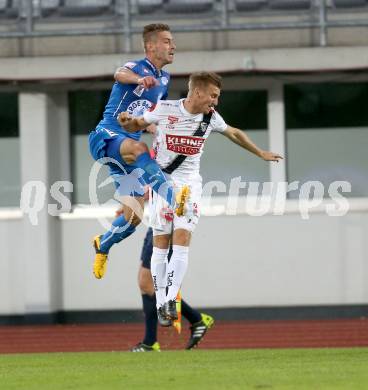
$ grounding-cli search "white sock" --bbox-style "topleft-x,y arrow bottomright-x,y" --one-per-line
166,245 -> 189,302
151,247 -> 169,308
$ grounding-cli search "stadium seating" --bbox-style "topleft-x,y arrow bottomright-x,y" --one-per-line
9,0 -> 61,19
333,0 -> 367,7
1,0 -> 367,25
40,0 -> 60,16
60,0 -> 112,17
137,0 -> 164,14
164,0 -> 215,13
5,0 -> 19,18
269,0 -> 312,10
0,0 -> 7,17
234,0 -> 268,12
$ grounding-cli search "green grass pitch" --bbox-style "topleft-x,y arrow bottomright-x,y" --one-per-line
1,348 -> 368,389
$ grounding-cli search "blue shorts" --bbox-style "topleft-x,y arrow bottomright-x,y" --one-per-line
89,126 -> 145,197
140,228 -> 173,269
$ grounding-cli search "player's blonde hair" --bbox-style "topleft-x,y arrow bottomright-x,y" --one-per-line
188,72 -> 222,92
143,23 -> 171,50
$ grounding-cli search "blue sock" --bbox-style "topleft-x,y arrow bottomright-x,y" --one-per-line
142,294 -> 158,346
99,215 -> 136,253
182,299 -> 202,324
135,152 -> 175,207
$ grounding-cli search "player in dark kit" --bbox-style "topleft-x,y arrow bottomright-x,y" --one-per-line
131,227 -> 214,352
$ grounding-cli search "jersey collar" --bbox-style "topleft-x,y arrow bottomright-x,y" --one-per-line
143,58 -> 162,77
179,98 -> 201,118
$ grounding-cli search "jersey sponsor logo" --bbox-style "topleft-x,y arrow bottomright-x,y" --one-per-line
161,76 -> 169,85
168,116 -> 179,124
126,99 -> 152,116
133,85 -> 145,97
166,134 -> 205,155
124,61 -> 136,69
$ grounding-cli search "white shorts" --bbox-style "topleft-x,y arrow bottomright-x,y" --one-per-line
149,176 -> 202,236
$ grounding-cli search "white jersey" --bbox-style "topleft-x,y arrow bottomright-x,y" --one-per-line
143,99 -> 227,179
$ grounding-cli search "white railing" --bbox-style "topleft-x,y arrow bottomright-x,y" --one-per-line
0,0 -> 368,49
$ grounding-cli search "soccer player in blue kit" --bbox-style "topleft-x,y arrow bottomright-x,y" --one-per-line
89,24 -> 186,279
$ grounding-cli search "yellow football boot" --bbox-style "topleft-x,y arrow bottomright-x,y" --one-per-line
93,235 -> 108,279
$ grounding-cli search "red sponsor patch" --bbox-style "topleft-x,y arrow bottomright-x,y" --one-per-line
168,116 -> 179,124
166,134 -> 205,155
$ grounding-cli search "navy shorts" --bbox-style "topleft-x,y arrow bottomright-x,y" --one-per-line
141,228 -> 153,269
140,228 -> 173,269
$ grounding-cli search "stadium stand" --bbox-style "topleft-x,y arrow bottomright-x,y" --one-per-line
0,0 -> 368,52
333,0 -> 367,8
60,0 -> 112,17
163,0 -> 215,13
40,0 -> 60,17
0,0 -> 6,15
234,0 -> 268,12
0,0 -> 368,23
137,0 -> 164,14
268,0 -> 312,10
2,0 -> 62,19
5,0 -> 19,18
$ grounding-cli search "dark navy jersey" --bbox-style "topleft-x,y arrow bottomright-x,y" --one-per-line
97,58 -> 170,141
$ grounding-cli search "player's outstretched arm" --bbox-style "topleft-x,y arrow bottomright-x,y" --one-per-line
117,112 -> 150,132
114,67 -> 159,89
222,126 -> 283,162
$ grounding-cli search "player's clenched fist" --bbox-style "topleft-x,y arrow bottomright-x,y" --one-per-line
117,112 -> 136,132
117,112 -> 149,133
118,112 -> 132,127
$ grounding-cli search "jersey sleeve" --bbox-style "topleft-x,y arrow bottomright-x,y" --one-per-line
210,110 -> 228,133
122,60 -> 146,77
143,102 -> 161,124
161,72 -> 170,100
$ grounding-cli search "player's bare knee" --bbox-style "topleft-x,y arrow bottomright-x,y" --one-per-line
119,138 -> 136,164
153,234 -> 170,249
133,141 -> 149,158
173,229 -> 191,246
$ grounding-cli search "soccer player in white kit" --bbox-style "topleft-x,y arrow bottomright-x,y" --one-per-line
118,72 -> 282,321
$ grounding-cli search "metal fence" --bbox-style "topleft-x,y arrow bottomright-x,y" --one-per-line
0,0 -> 368,50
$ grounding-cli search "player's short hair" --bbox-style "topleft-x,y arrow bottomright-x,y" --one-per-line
143,23 -> 171,49
188,72 -> 222,91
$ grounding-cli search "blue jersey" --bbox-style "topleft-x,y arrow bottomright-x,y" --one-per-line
97,58 -> 170,141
